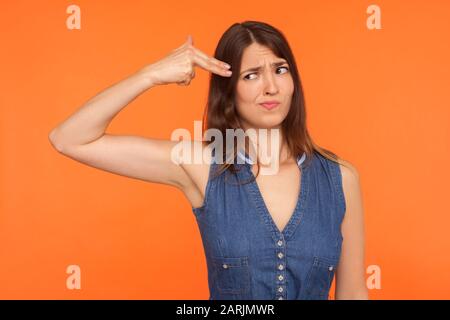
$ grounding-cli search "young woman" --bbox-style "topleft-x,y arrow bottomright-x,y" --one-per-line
49,21 -> 368,300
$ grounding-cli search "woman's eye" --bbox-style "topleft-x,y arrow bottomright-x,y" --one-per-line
277,66 -> 289,74
243,66 -> 289,80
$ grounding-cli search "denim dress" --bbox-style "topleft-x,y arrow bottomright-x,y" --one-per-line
191,149 -> 346,300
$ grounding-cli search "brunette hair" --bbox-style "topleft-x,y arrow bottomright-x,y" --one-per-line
202,20 -> 348,182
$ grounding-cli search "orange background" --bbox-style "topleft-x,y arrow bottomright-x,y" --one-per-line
1,0 -> 449,299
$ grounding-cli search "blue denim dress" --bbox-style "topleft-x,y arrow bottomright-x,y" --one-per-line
191,149 -> 346,300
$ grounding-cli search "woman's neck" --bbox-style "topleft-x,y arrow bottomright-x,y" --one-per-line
240,125 -> 293,167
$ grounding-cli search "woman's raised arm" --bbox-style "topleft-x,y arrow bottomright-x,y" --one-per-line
48,35 -> 232,190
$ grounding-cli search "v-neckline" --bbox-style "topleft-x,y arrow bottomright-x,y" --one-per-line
242,154 -> 310,240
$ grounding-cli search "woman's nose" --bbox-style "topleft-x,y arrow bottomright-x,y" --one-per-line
263,72 -> 279,94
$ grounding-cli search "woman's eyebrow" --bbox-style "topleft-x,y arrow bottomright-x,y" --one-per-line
240,60 -> 288,76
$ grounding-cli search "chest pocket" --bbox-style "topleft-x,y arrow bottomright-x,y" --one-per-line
211,256 -> 250,295
303,256 -> 338,300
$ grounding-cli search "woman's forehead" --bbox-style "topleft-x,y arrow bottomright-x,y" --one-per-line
240,44 -> 285,69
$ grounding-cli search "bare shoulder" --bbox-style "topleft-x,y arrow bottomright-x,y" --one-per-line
338,158 -> 360,186
337,158 -> 363,214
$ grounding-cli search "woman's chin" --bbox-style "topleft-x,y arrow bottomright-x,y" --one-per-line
254,116 -> 285,130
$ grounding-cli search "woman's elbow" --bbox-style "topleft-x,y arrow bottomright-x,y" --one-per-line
48,128 -> 67,153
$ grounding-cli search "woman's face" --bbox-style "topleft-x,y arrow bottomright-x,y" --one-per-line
235,42 -> 294,130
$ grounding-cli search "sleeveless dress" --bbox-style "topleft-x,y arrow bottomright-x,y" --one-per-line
191,149 -> 346,300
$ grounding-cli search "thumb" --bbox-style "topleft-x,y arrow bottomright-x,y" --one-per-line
187,34 -> 193,46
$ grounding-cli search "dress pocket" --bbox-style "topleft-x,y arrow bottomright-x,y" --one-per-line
303,256 -> 338,300
211,256 -> 250,295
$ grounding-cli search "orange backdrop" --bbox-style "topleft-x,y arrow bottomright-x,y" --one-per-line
1,0 -> 449,299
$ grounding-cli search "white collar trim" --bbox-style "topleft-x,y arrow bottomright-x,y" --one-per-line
236,151 -> 306,166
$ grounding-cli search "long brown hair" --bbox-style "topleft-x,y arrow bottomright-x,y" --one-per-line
202,20 -> 347,182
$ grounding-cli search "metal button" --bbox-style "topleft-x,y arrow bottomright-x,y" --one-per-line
278,274 -> 284,281
328,266 -> 334,271
278,264 -> 284,271
277,240 -> 283,247
278,252 -> 284,259
278,287 -> 283,293
223,264 -> 228,269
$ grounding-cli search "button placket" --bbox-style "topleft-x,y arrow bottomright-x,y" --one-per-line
275,236 -> 286,300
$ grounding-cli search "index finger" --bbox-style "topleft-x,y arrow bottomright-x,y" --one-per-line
193,46 -> 231,69
191,47 -> 232,77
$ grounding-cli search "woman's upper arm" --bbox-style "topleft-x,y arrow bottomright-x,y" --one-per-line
50,133 -> 194,190
335,161 -> 369,299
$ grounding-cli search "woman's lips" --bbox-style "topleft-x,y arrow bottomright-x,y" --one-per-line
259,102 -> 280,110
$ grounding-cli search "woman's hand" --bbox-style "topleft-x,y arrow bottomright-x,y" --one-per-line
140,35 -> 232,86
